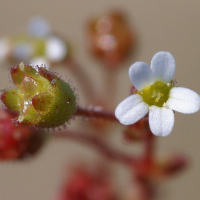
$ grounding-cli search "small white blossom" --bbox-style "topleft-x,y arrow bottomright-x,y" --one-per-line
115,51 -> 200,136
46,36 -> 67,62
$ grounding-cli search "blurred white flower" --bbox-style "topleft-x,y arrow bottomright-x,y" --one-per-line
46,36 -> 67,63
115,51 -> 200,136
0,17 -> 68,67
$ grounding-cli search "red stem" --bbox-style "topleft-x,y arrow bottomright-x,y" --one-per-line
75,106 -> 117,122
76,106 -> 155,165
144,131 -> 155,165
75,105 -> 156,199
54,130 -> 137,165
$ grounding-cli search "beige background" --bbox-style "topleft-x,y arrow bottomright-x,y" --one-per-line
0,0 -> 200,199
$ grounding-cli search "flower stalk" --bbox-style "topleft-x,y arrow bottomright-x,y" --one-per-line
75,106 -> 117,122
54,130 -> 136,165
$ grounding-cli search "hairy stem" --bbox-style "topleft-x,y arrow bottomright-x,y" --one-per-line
75,106 -> 117,122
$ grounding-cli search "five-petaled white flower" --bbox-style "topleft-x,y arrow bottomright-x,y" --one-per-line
115,51 -> 200,136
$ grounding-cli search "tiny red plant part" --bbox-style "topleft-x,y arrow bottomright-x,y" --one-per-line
87,10 -> 137,68
0,108 -> 46,160
57,168 -> 117,200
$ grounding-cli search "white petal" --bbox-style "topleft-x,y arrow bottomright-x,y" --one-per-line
129,62 -> 155,91
46,37 -> 67,62
13,43 -> 33,61
115,94 -> 149,125
166,87 -> 200,113
150,51 -> 176,82
28,16 -> 51,37
149,106 -> 174,136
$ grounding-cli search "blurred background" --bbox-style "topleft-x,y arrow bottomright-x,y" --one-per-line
0,0 -> 199,199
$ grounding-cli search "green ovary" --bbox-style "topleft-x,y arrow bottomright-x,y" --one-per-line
138,81 -> 173,107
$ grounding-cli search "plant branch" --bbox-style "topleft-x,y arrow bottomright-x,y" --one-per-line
75,106 -> 117,122
144,131 -> 155,165
54,130 -> 137,165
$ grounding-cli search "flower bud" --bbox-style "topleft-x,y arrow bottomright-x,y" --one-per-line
87,10 -> 137,68
1,63 -> 77,128
0,108 -> 46,160
56,167 -> 116,200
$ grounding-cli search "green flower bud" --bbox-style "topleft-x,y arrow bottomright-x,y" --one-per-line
1,63 -> 77,128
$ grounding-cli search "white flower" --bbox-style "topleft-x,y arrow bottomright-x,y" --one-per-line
115,51 -> 200,136
46,36 -> 67,62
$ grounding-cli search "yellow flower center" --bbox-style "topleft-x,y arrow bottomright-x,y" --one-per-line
138,81 -> 173,107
